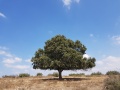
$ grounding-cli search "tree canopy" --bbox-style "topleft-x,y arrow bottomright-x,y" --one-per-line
31,35 -> 96,79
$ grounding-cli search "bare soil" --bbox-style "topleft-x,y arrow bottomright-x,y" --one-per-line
0,76 -> 107,90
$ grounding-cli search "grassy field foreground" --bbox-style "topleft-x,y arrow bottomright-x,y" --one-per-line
0,76 -> 107,90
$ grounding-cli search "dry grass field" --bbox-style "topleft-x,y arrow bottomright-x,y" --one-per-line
0,76 -> 107,90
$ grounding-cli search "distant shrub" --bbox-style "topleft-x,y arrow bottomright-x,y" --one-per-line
2,75 -> 18,78
85,75 -> 91,77
91,72 -> 102,76
104,75 -> 120,90
69,73 -> 85,76
19,73 -> 30,78
106,71 -> 120,75
53,72 -> 59,77
36,73 -> 43,76
48,72 -> 59,77
48,74 -> 52,76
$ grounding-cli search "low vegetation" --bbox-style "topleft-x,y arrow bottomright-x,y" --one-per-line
48,72 -> 59,77
1,71 -> 120,90
91,72 -> 103,76
69,73 -> 85,76
0,75 -> 106,90
36,73 -> 43,76
2,75 -> 18,78
104,75 -> 120,90
19,73 -> 30,78
106,71 -> 120,75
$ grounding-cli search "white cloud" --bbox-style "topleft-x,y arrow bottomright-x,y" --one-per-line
0,46 -> 32,76
112,36 -> 120,45
0,50 -> 12,57
62,0 -> 72,6
92,56 -> 120,74
0,46 -> 30,70
90,34 -> 94,37
25,59 -> 31,63
5,64 -> 30,69
83,54 -> 90,58
62,0 -> 72,9
13,65 -> 30,69
0,47 -> 22,64
0,46 -> 8,50
62,0 -> 80,9
0,12 -> 6,18
74,0 -> 80,3
0,50 -> 6,55
3,57 -> 22,64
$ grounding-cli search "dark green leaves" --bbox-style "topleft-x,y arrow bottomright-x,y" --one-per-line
31,35 -> 96,71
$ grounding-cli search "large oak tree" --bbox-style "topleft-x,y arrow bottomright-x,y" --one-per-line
31,35 -> 96,79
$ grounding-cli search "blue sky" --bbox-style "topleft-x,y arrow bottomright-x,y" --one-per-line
0,0 -> 120,76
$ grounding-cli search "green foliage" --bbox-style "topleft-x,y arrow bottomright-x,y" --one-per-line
91,72 -> 103,76
69,73 -> 85,76
106,71 -> 120,75
31,35 -> 96,79
48,72 -> 59,77
52,72 -> 59,77
47,74 -> 52,76
2,75 -> 18,78
36,73 -> 43,76
19,73 -> 30,78
104,75 -> 120,90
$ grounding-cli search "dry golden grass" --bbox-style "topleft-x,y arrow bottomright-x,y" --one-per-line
0,76 -> 107,90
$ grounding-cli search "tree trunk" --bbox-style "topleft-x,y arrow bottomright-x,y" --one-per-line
58,69 -> 63,80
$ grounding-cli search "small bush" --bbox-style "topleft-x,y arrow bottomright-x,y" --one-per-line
36,73 -> 43,76
48,72 -> 59,77
85,75 -> 91,77
69,73 -> 85,76
53,72 -> 59,77
106,71 -> 120,75
91,72 -> 102,76
19,73 -> 30,78
2,75 -> 18,78
104,75 -> 120,90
